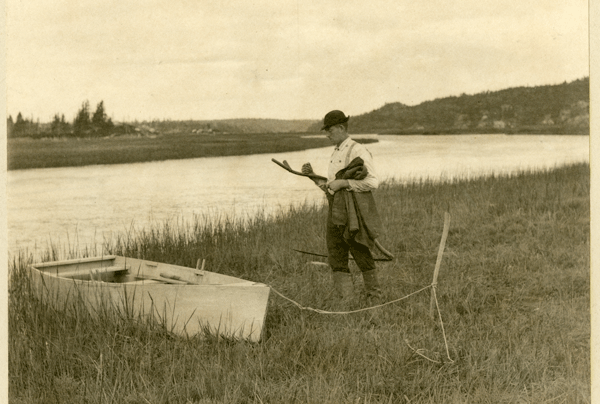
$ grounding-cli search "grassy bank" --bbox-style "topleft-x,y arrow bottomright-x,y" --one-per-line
7,132 -> 333,170
9,163 -> 589,403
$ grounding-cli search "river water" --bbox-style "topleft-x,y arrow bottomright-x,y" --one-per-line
6,135 -> 589,257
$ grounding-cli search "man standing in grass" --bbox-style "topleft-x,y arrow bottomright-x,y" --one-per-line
303,110 -> 384,301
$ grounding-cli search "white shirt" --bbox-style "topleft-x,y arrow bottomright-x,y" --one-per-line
327,137 -> 379,192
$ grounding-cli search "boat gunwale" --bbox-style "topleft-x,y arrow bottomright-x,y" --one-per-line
33,255 -> 117,268
30,256 -> 269,288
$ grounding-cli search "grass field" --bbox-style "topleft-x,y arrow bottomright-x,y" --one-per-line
6,132 -> 334,170
8,163 -> 590,403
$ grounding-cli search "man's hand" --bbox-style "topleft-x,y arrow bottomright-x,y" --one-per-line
301,163 -> 314,175
328,179 -> 349,192
302,162 -> 329,190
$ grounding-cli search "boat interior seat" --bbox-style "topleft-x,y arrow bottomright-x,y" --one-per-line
58,265 -> 131,280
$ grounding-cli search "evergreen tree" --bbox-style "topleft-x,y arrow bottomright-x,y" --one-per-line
92,101 -> 106,126
91,100 -> 114,136
13,112 -> 27,137
51,114 -> 61,135
73,101 -> 91,136
61,114 -> 70,134
49,114 -> 69,136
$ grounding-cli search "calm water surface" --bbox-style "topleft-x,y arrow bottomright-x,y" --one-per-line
7,135 -> 589,256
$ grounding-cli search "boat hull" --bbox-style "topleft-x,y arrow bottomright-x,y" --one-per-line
28,256 -> 270,342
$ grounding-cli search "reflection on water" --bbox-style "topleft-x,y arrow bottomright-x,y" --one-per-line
7,135 -> 589,256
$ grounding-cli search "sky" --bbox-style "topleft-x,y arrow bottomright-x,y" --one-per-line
5,0 -> 590,122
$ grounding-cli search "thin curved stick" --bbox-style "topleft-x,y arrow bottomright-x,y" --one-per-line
374,239 -> 394,260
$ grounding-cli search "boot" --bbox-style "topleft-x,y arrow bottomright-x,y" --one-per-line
332,271 -> 354,300
362,270 -> 383,298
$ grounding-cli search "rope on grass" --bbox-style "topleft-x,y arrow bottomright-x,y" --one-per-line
269,284 -> 432,314
405,340 -> 440,364
270,283 -> 455,363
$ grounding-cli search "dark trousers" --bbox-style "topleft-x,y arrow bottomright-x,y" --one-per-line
326,202 -> 375,274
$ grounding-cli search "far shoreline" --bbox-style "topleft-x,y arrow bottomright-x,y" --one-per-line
6,130 -> 586,171
6,132 -> 379,171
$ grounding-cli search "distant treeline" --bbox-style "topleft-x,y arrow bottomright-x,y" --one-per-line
308,77 -> 589,134
8,77 -> 589,138
7,106 -> 316,138
7,100 -> 121,139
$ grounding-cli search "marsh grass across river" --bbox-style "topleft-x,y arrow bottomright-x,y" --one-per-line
8,132 -> 379,170
9,163 -> 590,403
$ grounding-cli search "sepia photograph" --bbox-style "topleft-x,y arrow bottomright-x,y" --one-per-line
4,0 -> 591,402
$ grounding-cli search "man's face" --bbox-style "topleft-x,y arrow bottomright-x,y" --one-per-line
324,125 -> 346,146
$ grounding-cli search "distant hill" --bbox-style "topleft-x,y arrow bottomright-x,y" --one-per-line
144,118 -> 318,135
308,77 -> 589,134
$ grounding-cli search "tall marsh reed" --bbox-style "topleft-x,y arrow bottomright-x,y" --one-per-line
9,163 -> 589,403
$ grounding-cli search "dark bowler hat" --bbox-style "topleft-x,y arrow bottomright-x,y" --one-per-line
321,110 -> 350,130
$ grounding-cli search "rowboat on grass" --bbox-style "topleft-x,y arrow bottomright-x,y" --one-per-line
28,255 -> 270,342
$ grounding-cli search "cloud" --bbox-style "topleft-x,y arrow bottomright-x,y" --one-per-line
6,0 -> 589,120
